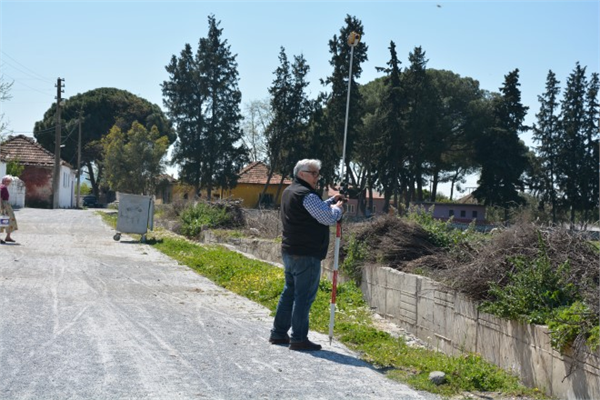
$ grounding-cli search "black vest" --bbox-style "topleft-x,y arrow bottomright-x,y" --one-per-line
281,178 -> 330,260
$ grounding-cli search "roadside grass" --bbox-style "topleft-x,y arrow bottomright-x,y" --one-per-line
97,212 -> 544,398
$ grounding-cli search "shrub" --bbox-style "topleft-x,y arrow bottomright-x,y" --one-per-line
340,234 -> 368,283
479,247 -> 579,325
548,301 -> 599,352
406,205 -> 480,249
180,201 -> 243,238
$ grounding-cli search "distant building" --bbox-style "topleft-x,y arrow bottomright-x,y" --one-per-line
0,135 -> 76,208
325,186 -> 386,217
223,161 -> 292,208
154,174 -> 176,204
412,194 -> 487,225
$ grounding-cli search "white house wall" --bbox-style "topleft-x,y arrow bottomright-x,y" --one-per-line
58,164 -> 75,208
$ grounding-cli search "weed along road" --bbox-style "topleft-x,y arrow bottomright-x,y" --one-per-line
0,208 -> 440,400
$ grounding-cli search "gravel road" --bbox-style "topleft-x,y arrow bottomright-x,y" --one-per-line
0,208 -> 441,400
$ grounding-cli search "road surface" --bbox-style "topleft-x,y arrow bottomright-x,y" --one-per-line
0,208 -> 440,400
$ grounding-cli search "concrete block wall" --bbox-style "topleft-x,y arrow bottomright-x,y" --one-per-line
347,264 -> 600,400
202,233 -> 599,399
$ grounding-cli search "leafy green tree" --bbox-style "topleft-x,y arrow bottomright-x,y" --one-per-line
101,121 -> 169,195
162,15 -> 248,199
34,88 -> 175,197
6,158 -> 24,177
322,15 -> 368,188
426,69 -> 486,201
555,63 -> 589,224
473,69 -> 529,217
532,70 -> 561,222
78,182 -> 91,196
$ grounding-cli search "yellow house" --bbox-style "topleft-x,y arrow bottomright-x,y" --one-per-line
224,161 -> 292,208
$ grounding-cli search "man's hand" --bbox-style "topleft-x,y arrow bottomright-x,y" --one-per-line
333,194 -> 346,203
333,199 -> 345,213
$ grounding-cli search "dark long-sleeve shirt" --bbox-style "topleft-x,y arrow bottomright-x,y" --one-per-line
0,185 -> 8,201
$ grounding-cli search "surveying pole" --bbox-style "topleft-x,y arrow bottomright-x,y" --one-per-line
329,31 -> 361,345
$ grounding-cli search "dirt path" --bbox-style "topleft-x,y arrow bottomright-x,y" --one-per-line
0,208 -> 440,400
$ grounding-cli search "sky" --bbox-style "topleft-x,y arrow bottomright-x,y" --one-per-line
1,0 -> 599,197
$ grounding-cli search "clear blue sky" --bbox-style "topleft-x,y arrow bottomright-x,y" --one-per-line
1,0 -> 599,194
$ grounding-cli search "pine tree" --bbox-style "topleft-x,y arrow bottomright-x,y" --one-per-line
162,15 -> 247,199
322,15 -> 368,189
473,69 -> 529,217
532,70 -> 561,222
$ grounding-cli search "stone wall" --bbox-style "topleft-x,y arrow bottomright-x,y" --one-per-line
202,232 -> 600,400
325,263 -> 600,400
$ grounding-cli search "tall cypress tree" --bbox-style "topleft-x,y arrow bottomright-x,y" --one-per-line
261,47 -> 313,205
162,15 -> 247,199
532,70 -> 561,222
402,46 -> 436,202
582,72 -> 599,221
375,41 -> 406,210
473,69 -> 529,217
322,15 -> 368,188
556,63 -> 588,224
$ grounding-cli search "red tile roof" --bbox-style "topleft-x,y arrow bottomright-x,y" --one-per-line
0,135 -> 72,168
238,161 -> 292,185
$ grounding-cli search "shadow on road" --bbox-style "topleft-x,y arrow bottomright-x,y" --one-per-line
306,349 -> 377,370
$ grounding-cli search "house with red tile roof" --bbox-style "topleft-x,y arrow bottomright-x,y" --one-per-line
0,135 -> 76,208
325,185 -> 387,217
223,161 -> 292,208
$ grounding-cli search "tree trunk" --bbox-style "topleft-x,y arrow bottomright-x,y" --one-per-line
257,168 -> 275,208
274,175 -> 285,207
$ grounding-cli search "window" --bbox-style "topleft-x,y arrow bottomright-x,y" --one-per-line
449,209 -> 454,217
346,204 -> 355,213
472,210 -> 478,218
460,210 -> 466,218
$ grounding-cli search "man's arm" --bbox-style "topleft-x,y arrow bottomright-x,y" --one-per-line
303,193 -> 343,226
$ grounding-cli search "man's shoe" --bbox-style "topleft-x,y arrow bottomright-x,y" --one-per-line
269,335 -> 290,345
289,340 -> 322,351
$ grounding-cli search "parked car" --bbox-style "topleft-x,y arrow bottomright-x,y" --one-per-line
82,195 -> 99,208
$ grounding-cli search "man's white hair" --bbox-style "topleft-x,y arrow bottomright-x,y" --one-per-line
293,159 -> 321,177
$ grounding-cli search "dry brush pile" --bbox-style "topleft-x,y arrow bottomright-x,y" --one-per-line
338,215 -> 599,355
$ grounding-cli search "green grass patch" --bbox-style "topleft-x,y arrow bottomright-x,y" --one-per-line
141,230 -> 544,398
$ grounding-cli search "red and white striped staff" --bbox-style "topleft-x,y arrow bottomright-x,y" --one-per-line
329,31 -> 361,345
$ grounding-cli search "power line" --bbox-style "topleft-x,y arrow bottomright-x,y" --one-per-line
1,72 -> 54,97
0,51 -> 54,84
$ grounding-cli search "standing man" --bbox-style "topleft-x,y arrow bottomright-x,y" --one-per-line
269,159 -> 344,351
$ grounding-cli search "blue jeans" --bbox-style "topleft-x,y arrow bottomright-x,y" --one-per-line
271,253 -> 321,343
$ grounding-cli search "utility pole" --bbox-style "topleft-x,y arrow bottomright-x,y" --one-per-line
76,109 -> 82,208
52,78 -> 64,209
